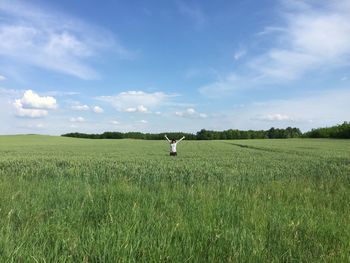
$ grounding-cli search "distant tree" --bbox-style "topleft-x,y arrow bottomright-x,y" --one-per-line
61,122 -> 349,140
196,129 -> 210,140
304,122 -> 350,139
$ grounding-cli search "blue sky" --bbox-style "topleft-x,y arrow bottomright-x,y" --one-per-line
0,0 -> 349,135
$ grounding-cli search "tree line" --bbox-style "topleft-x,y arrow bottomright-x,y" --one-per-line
303,122 -> 350,139
62,127 -> 302,140
61,122 -> 350,140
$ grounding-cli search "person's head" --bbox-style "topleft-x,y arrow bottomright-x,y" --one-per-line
171,139 -> 176,143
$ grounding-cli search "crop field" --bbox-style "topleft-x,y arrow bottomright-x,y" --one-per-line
0,135 -> 349,262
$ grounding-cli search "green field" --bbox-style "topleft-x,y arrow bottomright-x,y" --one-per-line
0,136 -> 349,262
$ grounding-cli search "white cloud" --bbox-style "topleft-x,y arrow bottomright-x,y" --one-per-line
69,116 -> 85,123
124,105 -> 148,113
13,100 -> 48,118
12,89 -> 56,118
136,105 -> 148,113
212,89 -> 350,131
175,108 -> 207,118
0,75 -> 6,81
92,106 -> 104,113
18,90 -> 57,109
138,120 -> 148,124
98,91 -> 174,112
70,103 -> 103,113
110,120 -> 120,125
186,108 -> 195,114
71,104 -> 89,111
256,113 -> 293,122
0,0 -> 132,79
255,89 -> 350,125
125,107 -> 137,113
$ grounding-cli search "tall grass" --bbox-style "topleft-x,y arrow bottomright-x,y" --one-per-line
0,136 -> 349,262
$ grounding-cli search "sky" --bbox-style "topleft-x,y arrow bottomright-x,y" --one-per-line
0,0 -> 349,135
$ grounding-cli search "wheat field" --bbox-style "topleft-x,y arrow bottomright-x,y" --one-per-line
0,135 -> 349,262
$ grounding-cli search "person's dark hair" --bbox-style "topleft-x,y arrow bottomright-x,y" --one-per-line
171,139 -> 176,143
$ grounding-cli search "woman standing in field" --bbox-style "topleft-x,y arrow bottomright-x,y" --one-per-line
165,134 -> 185,156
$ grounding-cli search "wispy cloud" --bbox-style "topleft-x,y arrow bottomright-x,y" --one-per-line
71,104 -> 90,111
255,26 -> 286,37
0,88 -> 21,97
98,91 -> 176,112
250,2 -> 350,81
199,73 -> 247,97
0,75 -> 6,81
44,91 -> 80,97
0,0 -> 132,79
176,1 -> 207,29
200,0 -> 350,95
234,49 -> 246,60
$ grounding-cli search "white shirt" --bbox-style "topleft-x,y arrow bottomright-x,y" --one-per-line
165,135 -> 185,152
170,142 -> 177,153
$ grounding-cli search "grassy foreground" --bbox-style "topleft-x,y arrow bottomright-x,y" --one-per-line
0,136 -> 349,262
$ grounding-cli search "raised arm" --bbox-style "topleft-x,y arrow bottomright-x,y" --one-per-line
177,136 -> 185,143
165,134 -> 171,143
